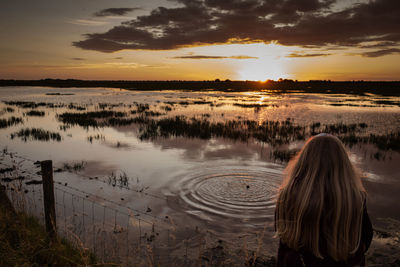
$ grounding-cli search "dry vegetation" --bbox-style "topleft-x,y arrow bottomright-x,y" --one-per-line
0,186 -> 100,266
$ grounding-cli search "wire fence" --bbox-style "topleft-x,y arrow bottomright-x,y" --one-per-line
0,150 -> 272,266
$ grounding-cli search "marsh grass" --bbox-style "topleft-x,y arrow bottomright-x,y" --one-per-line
1,107 -> 14,113
67,103 -> 86,110
98,103 -> 125,109
87,134 -> 106,143
46,92 -> 75,96
233,103 -> 271,108
107,117 -> 137,126
137,116 -> 306,145
144,111 -> 165,117
19,98 -> 400,156
25,110 -> 45,116
62,161 -> 86,172
57,111 -> 126,128
10,128 -> 62,142
136,103 -> 150,113
162,105 -> 173,111
3,101 -> 63,109
133,115 -> 398,155
4,101 -> 45,109
107,171 -> 129,188
0,117 -> 23,129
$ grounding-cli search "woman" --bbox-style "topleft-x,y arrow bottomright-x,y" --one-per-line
275,133 -> 373,266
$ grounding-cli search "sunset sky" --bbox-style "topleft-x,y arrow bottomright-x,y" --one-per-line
1,0 -> 399,81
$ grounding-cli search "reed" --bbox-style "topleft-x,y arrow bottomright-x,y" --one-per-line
45,92 -> 74,95
25,110 -> 45,116
0,117 -> 23,129
233,103 -> 270,108
87,134 -> 106,143
136,103 -> 150,113
62,161 -> 86,172
2,107 -> 14,113
4,101 -> 49,109
67,103 -> 86,111
57,111 -> 126,128
10,128 -> 62,142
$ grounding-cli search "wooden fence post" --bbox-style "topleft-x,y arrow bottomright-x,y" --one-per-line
41,160 -> 57,241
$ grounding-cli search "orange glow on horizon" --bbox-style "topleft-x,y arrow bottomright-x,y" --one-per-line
1,42 -> 399,81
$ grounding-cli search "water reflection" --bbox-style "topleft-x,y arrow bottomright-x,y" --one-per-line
0,86 -> 399,231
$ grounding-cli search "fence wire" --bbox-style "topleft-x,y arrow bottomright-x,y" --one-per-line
0,150 -> 271,266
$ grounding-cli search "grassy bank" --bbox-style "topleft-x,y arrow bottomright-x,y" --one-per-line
0,186 -> 98,266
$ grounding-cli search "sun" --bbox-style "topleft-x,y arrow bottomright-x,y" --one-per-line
238,59 -> 288,81
235,43 -> 290,81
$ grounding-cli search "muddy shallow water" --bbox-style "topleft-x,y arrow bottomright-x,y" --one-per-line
0,86 -> 399,262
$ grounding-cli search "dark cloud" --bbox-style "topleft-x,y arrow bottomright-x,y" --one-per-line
172,55 -> 258,59
71,57 -> 85,60
287,52 -> 331,57
94,8 -> 139,17
74,0 -> 400,56
359,41 -> 398,49
361,48 -> 400,57
229,55 -> 258,59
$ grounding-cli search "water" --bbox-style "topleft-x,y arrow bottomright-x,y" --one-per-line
166,162 -> 281,226
0,86 -> 399,261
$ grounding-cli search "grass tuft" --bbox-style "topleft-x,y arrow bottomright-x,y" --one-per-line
0,187 -> 98,266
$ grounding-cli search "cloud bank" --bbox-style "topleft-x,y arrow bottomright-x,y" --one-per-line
74,0 -> 400,55
360,48 -> 400,57
94,8 -> 139,17
287,52 -> 331,58
173,55 -> 258,59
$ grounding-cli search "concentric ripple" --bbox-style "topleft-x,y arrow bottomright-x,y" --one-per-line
171,167 -> 282,222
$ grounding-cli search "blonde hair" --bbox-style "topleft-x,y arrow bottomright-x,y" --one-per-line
276,134 -> 366,261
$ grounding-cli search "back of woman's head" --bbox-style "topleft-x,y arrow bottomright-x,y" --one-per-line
276,134 -> 366,261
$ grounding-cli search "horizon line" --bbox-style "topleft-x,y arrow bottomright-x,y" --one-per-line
1,78 -> 400,83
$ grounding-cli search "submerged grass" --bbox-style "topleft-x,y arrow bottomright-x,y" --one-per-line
135,103 -> 150,113
339,131 -> 400,151
57,110 -> 126,128
87,134 -> 105,143
0,117 -> 23,129
9,99 -> 399,153
233,103 -> 271,108
67,103 -> 86,111
55,104 -> 399,153
62,161 -> 86,172
107,117 -> 137,126
2,107 -> 14,113
25,110 -> 45,116
137,116 -> 306,145
3,101 -> 61,109
11,128 -> 62,142
134,116 -> 399,153
45,92 -> 74,96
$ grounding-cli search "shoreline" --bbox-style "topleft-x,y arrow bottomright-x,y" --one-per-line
1,79 -> 400,96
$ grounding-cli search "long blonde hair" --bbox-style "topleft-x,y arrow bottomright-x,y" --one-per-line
276,134 -> 366,261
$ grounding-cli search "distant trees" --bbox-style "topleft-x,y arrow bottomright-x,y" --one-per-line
0,79 -> 399,96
